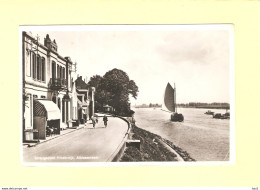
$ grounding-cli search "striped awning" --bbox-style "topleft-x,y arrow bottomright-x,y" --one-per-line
34,99 -> 61,120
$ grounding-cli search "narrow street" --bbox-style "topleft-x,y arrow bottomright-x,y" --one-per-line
23,116 -> 129,162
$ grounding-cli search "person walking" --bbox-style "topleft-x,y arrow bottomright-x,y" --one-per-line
91,116 -> 96,128
103,115 -> 108,128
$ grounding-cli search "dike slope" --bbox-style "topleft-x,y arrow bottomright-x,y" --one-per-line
120,125 -> 195,162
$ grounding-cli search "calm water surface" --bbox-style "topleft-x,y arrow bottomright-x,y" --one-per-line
133,107 -> 230,161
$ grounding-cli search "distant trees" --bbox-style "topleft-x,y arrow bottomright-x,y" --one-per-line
187,102 -> 229,108
149,103 -> 161,108
178,102 -> 230,109
134,102 -> 229,109
87,68 -> 139,116
135,103 -> 162,108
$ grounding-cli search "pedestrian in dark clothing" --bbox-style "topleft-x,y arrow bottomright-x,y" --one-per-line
103,115 -> 108,127
91,116 -> 96,128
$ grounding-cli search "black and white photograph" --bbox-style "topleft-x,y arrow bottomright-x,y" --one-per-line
21,25 -> 234,164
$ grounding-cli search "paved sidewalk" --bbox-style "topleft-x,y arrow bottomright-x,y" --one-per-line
23,113 -> 112,147
23,115 -> 129,162
23,124 -> 86,147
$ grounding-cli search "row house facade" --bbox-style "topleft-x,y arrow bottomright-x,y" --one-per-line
22,32 -> 79,142
75,76 -> 95,124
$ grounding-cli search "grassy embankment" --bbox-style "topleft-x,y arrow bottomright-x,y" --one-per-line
120,125 -> 195,162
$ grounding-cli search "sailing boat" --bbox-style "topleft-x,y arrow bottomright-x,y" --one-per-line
162,82 -> 184,122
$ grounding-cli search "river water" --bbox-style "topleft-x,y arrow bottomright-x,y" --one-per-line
133,107 -> 230,161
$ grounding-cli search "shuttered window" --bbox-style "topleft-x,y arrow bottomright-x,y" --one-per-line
26,51 -> 31,77
60,66 -> 62,79
63,67 -> 65,79
57,65 -> 60,78
52,61 -> 56,79
41,57 -> 45,82
32,53 -> 36,79
37,55 -> 41,80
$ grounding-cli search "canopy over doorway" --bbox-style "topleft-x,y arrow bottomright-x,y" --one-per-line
33,99 -> 61,139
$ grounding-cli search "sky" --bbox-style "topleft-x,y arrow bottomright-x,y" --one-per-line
25,25 -> 233,105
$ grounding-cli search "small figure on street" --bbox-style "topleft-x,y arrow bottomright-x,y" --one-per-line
91,116 -> 96,128
96,117 -> 98,123
46,126 -> 54,136
103,115 -> 108,127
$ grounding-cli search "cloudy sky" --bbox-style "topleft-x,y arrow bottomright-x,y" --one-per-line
25,25 -> 233,105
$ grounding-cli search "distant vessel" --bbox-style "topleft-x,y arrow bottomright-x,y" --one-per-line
221,111 -> 230,119
213,113 -> 222,119
213,111 -> 230,119
162,83 -> 184,122
205,110 -> 214,115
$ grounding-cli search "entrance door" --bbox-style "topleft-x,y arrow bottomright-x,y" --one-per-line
24,94 -> 32,129
62,99 -> 65,122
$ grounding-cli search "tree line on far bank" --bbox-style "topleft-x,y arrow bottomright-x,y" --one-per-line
87,68 -> 138,117
135,102 -> 230,109
178,102 -> 230,109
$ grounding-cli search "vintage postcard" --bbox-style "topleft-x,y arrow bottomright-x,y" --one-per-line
21,25 -> 235,166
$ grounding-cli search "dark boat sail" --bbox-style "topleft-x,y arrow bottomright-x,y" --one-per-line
163,83 -> 184,122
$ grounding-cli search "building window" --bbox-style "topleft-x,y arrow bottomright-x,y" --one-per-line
32,53 -> 36,79
60,66 -> 63,79
63,67 -> 65,79
26,51 -> 31,77
37,55 -> 41,80
52,61 -> 56,79
30,94 -> 33,126
69,70 -> 72,88
57,65 -> 60,78
62,99 -> 65,122
60,66 -> 62,79
41,57 -> 45,82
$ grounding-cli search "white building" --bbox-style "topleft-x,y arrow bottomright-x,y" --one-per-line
75,76 -> 95,124
22,32 -> 76,141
